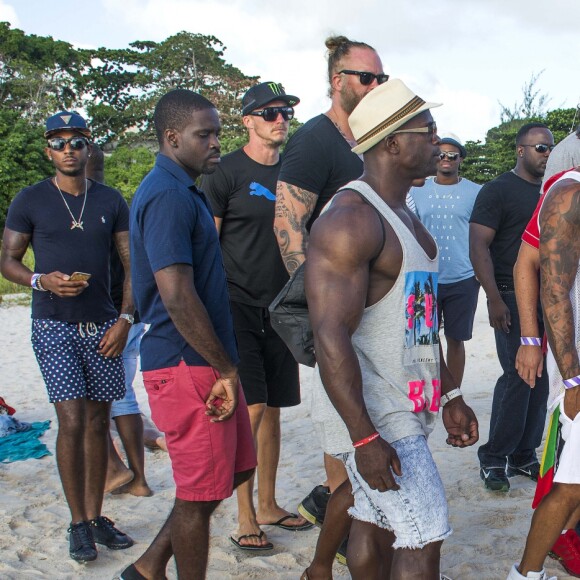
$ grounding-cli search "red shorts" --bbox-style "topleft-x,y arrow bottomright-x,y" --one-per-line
143,361 -> 256,501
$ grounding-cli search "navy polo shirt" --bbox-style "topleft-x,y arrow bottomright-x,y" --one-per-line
130,154 -> 238,372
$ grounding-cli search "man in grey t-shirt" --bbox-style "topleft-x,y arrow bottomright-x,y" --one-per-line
409,136 -> 481,388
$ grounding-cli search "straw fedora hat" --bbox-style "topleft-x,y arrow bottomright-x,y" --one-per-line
349,79 -> 441,154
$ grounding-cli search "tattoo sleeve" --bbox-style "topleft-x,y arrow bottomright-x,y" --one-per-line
274,181 -> 318,275
113,230 -> 134,315
540,182 -> 580,379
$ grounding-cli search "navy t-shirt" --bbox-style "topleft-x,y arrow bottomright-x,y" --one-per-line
201,148 -> 289,307
130,153 -> 238,372
278,114 -> 363,231
470,171 -> 541,286
6,178 -> 129,322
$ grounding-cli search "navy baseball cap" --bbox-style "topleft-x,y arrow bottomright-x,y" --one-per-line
440,136 -> 467,158
241,82 -> 299,116
44,111 -> 91,138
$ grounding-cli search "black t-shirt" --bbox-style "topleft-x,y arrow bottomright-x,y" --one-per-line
470,171 -> 541,286
6,178 -> 129,322
278,114 -> 363,230
201,148 -> 289,307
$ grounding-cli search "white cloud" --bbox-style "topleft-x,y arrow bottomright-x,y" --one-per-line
11,0 -> 580,141
0,0 -> 18,26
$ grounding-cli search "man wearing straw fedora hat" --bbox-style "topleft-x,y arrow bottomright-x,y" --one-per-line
304,79 -> 479,579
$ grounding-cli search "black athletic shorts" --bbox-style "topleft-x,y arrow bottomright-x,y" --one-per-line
437,276 -> 480,342
230,301 -> 300,407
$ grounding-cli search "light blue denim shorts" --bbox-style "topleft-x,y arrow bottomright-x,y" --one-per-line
111,323 -> 146,418
339,434 -> 451,549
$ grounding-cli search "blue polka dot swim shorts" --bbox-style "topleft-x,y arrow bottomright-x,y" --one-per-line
31,318 -> 126,403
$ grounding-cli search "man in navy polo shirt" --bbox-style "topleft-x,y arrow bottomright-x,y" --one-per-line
124,89 -> 256,580
1,111 -> 134,562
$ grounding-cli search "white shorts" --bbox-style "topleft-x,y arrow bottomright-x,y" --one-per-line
554,400 -> 580,485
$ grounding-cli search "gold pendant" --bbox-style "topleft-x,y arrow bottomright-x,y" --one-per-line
71,221 -> 84,230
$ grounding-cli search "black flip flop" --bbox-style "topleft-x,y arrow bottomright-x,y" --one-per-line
261,513 -> 314,531
229,531 -> 274,551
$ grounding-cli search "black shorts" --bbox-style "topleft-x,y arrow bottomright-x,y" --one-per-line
437,276 -> 480,342
230,301 -> 300,408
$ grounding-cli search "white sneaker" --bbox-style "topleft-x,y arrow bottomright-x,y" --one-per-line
506,563 -> 557,579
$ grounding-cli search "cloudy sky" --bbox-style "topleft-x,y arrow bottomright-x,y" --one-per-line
3,0 -> 579,142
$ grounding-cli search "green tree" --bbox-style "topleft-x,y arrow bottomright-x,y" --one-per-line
0,22 -> 88,123
461,72 -> 577,184
0,109 -> 53,228
82,31 -> 258,146
461,108 -> 579,184
104,146 -> 156,203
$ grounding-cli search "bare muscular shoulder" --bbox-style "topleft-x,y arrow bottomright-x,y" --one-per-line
308,189 -> 403,307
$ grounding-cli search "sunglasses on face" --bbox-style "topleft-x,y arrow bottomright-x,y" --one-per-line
338,70 -> 390,86
439,151 -> 460,161
47,136 -> 89,151
391,122 -> 438,137
250,106 -> 294,122
521,143 -> 555,153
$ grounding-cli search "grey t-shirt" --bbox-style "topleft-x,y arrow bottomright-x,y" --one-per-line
543,132 -> 580,183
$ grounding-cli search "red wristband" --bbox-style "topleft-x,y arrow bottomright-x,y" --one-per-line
353,431 -> 380,448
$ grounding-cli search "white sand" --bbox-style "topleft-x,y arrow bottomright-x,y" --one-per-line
0,295 -> 573,579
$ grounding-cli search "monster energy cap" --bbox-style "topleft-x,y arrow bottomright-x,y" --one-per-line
241,82 -> 300,116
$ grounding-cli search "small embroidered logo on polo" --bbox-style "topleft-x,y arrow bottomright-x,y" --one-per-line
101,216 -> 106,223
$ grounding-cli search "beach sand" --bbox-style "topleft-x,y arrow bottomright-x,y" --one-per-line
0,294 -> 572,579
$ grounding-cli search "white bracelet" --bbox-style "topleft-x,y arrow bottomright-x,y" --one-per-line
31,273 -> 48,291
440,388 -> 462,407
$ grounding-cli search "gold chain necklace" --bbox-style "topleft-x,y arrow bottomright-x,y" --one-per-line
53,177 -> 88,230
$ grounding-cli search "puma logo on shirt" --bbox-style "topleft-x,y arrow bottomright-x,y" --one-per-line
249,182 -> 276,201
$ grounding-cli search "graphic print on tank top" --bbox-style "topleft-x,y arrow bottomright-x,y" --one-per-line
404,270 -> 439,365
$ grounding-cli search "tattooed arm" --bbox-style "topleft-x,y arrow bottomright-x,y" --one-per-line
539,177 -> 580,418
274,180 -> 317,275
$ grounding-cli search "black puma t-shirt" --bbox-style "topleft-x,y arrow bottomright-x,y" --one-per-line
202,148 -> 289,307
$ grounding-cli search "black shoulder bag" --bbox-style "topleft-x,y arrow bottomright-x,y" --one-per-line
268,262 -> 315,367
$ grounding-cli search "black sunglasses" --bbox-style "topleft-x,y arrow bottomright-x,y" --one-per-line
250,106 -> 294,122
439,151 -> 460,161
521,143 -> 555,153
391,122 -> 438,138
338,70 -> 389,86
47,136 -> 89,151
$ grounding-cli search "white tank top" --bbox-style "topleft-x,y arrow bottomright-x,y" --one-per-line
311,180 -> 441,455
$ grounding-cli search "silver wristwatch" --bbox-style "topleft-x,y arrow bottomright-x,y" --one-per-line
440,388 -> 462,407
119,313 -> 134,325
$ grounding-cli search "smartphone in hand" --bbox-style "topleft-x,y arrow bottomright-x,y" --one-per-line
69,272 -> 92,281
